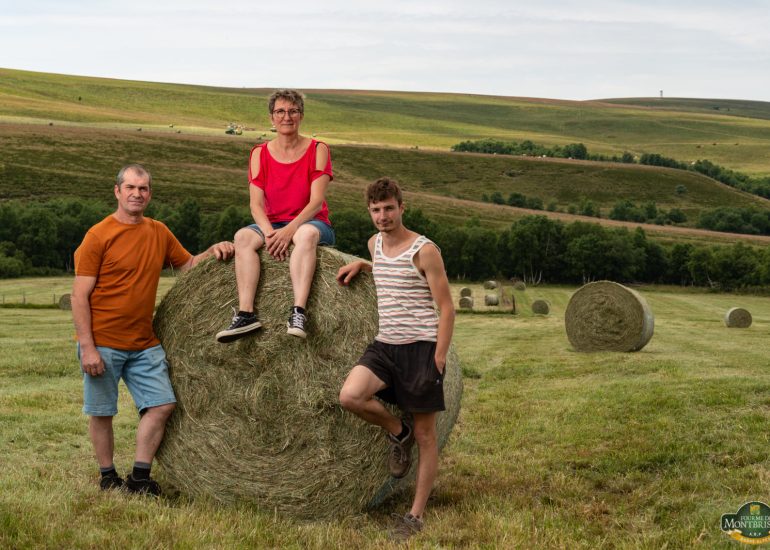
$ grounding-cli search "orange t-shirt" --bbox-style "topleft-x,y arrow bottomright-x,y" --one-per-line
74,215 -> 191,350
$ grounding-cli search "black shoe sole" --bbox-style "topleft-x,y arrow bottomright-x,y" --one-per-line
215,322 -> 262,343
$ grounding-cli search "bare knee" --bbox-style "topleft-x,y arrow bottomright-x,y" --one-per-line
413,422 -> 437,447
292,225 -> 320,251
339,387 -> 362,412
142,402 -> 176,422
234,228 -> 262,251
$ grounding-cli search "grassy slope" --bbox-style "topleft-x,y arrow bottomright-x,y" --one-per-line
2,68 -> 770,176
2,281 -> 769,547
3,123 -> 770,248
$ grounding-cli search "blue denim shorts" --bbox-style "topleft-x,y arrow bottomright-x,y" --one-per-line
247,220 -> 335,246
79,344 -> 176,416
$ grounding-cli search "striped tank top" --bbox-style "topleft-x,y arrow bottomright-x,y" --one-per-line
373,233 -> 439,344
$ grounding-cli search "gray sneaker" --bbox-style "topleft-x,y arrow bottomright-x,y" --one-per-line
216,311 -> 262,343
387,419 -> 415,478
286,308 -> 307,338
390,512 -> 423,541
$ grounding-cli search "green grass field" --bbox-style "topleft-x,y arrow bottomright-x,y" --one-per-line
3,68 -> 770,176
2,277 -> 769,548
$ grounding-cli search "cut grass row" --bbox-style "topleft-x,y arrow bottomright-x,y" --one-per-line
1,279 -> 769,547
2,68 -> 770,175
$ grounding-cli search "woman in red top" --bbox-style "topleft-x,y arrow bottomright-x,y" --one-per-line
216,89 -> 334,342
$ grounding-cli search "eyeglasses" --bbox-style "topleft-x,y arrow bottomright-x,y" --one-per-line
272,108 -> 302,118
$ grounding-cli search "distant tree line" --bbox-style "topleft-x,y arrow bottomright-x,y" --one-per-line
452,139 -> 770,199
3,199 -> 769,290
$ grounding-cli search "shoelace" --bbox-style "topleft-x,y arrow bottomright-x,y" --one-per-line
390,437 -> 408,464
289,311 -> 305,327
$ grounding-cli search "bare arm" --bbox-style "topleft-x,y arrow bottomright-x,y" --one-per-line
177,241 -> 235,272
336,234 -> 376,285
415,244 -> 455,373
71,275 -> 104,376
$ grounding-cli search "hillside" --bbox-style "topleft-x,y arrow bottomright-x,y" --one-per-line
2,68 -> 770,176
2,123 -> 770,247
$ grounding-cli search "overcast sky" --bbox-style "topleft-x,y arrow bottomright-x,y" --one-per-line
1,0 -> 769,101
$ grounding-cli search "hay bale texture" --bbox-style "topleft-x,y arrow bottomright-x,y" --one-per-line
58,293 -> 71,310
531,299 -> 550,315
153,248 -> 462,519
459,287 -> 472,298
484,294 -> 499,306
513,281 -> 526,291
724,307 -> 752,328
459,296 -> 474,309
483,280 -> 498,290
565,281 -> 654,352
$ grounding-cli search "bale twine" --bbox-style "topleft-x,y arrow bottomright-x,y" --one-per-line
724,307 -> 752,328
513,281 -> 526,291
58,293 -> 72,310
459,287 -> 472,298
483,280 -> 498,290
564,281 -> 654,352
531,299 -> 550,315
484,294 -> 499,306
153,248 -> 462,519
459,296 -> 474,309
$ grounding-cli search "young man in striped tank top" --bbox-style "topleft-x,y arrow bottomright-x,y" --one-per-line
336,178 -> 455,540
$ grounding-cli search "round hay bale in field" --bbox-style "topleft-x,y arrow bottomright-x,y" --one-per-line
58,293 -> 72,310
513,281 -> 526,291
483,280 -> 498,290
459,296 -> 474,309
459,287 -> 472,298
531,299 -> 550,315
564,281 -> 654,352
484,294 -> 499,306
724,307 -> 752,328
153,248 -> 462,519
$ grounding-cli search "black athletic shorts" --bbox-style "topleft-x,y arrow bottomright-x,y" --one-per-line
357,340 -> 445,413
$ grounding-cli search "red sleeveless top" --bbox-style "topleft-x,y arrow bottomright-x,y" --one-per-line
248,139 -> 333,225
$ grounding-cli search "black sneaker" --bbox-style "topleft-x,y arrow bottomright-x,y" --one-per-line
216,311 -> 262,343
286,308 -> 307,338
99,471 -> 124,491
387,418 -> 415,478
125,474 -> 161,496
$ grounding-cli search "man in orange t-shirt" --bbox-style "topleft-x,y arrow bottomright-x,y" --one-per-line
72,164 -> 234,496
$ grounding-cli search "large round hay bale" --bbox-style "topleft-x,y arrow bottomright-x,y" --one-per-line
513,281 -> 526,291
58,293 -> 72,310
459,287 -> 472,298
483,280 -> 498,290
459,296 -> 474,309
724,307 -> 752,328
484,294 -> 499,306
532,299 -> 550,315
153,248 -> 462,519
564,281 -> 654,352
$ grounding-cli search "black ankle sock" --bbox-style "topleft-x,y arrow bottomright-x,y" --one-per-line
396,421 -> 410,441
132,462 -> 152,480
100,465 -> 117,477
292,306 -> 306,315
238,310 -> 255,318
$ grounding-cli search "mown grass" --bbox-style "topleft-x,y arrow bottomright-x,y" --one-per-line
2,277 -> 769,548
3,123 -> 770,249
2,68 -> 770,176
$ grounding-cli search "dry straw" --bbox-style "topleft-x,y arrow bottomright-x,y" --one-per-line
58,293 -> 71,310
483,280 -> 498,290
484,294 -> 499,306
459,287 -> 472,298
724,307 -> 752,328
513,281 -> 527,291
153,248 -> 462,519
531,299 -> 550,315
459,296 -> 474,309
565,281 -> 654,352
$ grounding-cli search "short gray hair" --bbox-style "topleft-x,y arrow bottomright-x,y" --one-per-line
268,89 -> 305,114
116,164 -> 152,189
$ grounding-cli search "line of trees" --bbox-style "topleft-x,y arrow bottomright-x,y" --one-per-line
452,139 -> 770,199
3,198 -> 769,290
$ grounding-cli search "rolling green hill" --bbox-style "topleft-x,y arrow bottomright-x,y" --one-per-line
2,68 -> 770,176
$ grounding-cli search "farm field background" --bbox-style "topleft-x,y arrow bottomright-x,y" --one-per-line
1,277 -> 768,547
